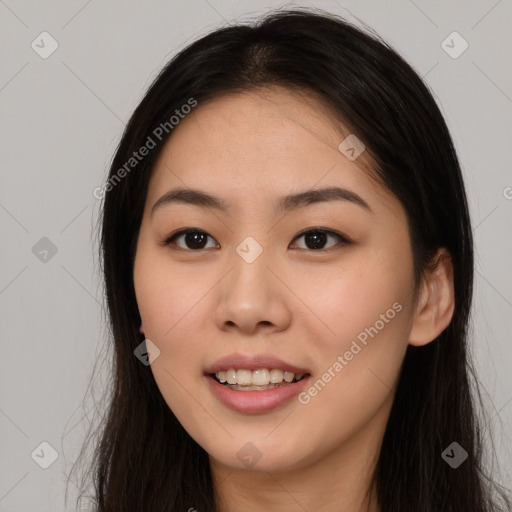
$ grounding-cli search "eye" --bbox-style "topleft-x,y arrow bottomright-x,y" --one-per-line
163,227 -> 350,252
163,229 -> 218,250
290,228 -> 350,251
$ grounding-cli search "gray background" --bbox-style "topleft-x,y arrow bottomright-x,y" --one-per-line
1,0 -> 511,510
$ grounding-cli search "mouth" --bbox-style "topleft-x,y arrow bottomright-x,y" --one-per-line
208,368 -> 311,391
205,368 -> 312,414
204,354 -> 312,412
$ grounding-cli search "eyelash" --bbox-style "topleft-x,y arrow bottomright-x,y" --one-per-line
162,227 -> 351,252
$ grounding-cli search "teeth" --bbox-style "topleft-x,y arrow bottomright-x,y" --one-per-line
226,369 -> 236,384
253,369 -> 270,386
237,369 -> 252,386
214,368 -> 307,386
283,371 -> 294,383
270,369 -> 284,383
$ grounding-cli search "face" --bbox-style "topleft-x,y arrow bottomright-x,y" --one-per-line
133,88 -> 418,474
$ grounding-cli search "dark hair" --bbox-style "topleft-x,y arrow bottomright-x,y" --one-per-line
71,8 -> 511,511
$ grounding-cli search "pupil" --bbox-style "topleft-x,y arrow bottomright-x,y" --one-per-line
306,231 -> 327,250
186,232 -> 207,249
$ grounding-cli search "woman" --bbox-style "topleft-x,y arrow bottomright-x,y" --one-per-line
74,8 -> 511,511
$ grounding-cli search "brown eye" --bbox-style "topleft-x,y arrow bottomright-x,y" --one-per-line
291,229 -> 350,251
164,230 -> 218,250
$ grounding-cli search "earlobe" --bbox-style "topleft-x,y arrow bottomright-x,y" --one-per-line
409,248 -> 455,347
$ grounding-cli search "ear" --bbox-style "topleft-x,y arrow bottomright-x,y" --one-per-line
409,248 -> 455,347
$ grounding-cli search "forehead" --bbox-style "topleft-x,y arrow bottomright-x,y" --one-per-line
146,87 -> 398,218
160,88 -> 340,159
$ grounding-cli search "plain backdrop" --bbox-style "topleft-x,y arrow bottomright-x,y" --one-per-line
0,1 -> 511,510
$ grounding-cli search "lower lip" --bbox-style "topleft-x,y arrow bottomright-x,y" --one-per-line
205,374 -> 311,414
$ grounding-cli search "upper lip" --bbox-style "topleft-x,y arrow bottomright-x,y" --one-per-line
204,353 -> 310,375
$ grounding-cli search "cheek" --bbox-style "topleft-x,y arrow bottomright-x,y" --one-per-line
298,247 -> 414,348
134,241 -> 206,340
134,249 -> 212,429
293,246 -> 415,405
133,244 -> 218,391
290,277 -> 412,452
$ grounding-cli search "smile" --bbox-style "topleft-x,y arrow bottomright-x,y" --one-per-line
212,368 -> 308,389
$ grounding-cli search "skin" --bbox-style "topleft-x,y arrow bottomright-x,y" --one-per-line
133,87 -> 455,512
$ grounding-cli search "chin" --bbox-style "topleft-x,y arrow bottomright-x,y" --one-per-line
204,436 -> 313,474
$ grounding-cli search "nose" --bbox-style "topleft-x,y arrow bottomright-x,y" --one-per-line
212,246 -> 292,335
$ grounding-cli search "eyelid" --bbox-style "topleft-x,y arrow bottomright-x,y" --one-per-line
163,227 -> 351,251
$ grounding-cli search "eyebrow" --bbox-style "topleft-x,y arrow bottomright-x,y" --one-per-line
151,185 -> 372,216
